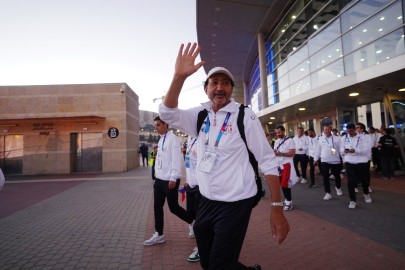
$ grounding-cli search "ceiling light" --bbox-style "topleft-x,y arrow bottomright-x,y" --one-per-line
281,29 -> 285,33
363,29 -> 367,32
292,15 -> 296,19
268,122 -> 273,124
299,108 -> 306,111
349,92 -> 359,96
313,25 -> 318,30
380,17 -> 385,20
398,16 -> 403,20
376,50 -> 382,54
379,28 -> 383,32
270,117 -> 275,120
399,88 -> 405,92
360,58 -> 365,62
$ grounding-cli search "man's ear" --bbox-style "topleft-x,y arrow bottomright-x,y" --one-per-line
204,87 -> 208,94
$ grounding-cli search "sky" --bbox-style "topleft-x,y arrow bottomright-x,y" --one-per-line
0,0 -> 209,112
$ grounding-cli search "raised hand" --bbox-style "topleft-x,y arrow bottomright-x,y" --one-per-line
174,43 -> 205,78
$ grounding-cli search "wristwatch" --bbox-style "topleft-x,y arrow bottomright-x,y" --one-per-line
270,201 -> 284,207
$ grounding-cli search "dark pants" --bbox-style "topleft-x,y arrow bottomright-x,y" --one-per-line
186,185 -> 201,220
345,162 -> 370,202
293,154 -> 309,179
194,196 -> 254,270
381,156 -> 396,178
282,187 -> 292,201
321,162 -> 341,193
309,156 -> 316,184
371,147 -> 381,171
141,154 -> 148,166
154,178 -> 193,235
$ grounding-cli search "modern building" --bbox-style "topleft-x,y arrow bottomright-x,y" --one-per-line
197,0 -> 404,139
0,83 -> 139,175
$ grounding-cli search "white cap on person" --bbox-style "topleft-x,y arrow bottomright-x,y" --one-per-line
206,67 -> 234,83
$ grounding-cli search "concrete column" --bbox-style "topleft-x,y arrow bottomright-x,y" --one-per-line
371,102 -> 382,128
258,32 -> 268,109
243,81 -> 249,105
357,105 -> 367,124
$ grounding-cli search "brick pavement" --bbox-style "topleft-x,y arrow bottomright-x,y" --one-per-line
0,168 -> 404,269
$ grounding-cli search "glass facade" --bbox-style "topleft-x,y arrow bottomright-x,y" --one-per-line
249,0 -> 404,113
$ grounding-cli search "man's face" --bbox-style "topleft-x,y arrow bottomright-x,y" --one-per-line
204,73 -> 233,109
308,130 -> 315,138
154,120 -> 168,135
275,128 -> 285,139
297,128 -> 304,137
347,127 -> 356,137
324,126 -> 332,136
355,125 -> 364,133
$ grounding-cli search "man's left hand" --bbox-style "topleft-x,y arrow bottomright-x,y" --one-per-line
168,180 -> 177,189
270,208 -> 290,244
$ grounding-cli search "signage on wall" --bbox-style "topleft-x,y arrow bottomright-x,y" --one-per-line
32,123 -> 53,131
108,127 -> 119,138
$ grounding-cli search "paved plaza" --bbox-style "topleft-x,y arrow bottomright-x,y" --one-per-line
0,166 -> 404,269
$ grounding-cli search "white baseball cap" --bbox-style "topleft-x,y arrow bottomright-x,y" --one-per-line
206,67 -> 234,82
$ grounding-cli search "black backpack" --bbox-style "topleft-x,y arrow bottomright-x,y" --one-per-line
196,104 -> 265,208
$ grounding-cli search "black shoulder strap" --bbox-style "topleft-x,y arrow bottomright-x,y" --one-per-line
196,105 -> 259,177
197,109 -> 208,134
237,104 -> 259,178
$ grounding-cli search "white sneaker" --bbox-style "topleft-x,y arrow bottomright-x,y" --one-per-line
323,193 -> 332,200
335,187 -> 343,196
143,232 -> 165,246
188,221 -> 195,238
329,174 -> 335,180
348,201 -> 357,209
354,188 -> 359,193
364,194 -> 372,203
283,200 -> 293,211
300,178 -> 308,184
188,247 -> 200,262
368,187 -> 372,193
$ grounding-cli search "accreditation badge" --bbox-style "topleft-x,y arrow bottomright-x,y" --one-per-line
185,155 -> 190,168
157,153 -> 163,169
197,150 -> 217,173
331,147 -> 336,155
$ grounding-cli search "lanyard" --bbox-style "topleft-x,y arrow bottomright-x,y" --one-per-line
161,133 -> 167,152
325,135 -> 334,148
276,137 -> 289,150
186,138 -> 197,155
345,135 -> 360,147
204,112 -> 231,147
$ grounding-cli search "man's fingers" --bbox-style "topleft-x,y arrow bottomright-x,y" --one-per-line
189,43 -> 197,55
178,43 -> 185,56
183,42 -> 191,55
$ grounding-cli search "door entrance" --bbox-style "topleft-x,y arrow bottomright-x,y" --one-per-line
0,135 -> 23,175
70,133 -> 102,172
